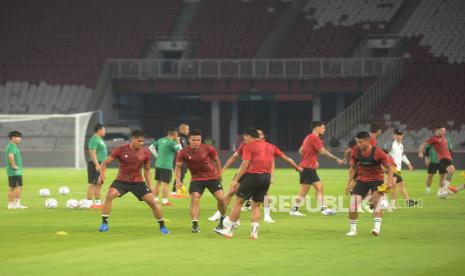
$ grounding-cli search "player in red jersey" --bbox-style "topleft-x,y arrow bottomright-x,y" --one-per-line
216,128 -> 302,239
345,131 -> 394,236
208,128 -> 279,223
175,129 -> 226,233
97,130 -> 169,234
290,121 -> 345,217
418,126 -> 456,199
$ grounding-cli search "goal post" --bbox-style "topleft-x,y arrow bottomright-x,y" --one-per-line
0,111 -> 101,169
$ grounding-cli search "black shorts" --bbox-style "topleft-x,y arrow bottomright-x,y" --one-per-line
394,174 -> 403,184
300,168 -> 320,184
8,176 -> 23,188
189,179 -> 223,195
236,173 -> 271,203
439,159 -> 453,173
352,180 -> 384,198
427,163 -> 442,174
110,181 -> 152,201
87,161 -> 101,184
155,168 -> 172,183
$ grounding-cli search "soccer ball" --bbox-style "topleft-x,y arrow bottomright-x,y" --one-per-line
45,198 -> 58,209
59,186 -> 70,195
66,199 -> 79,209
39,188 -> 51,197
78,199 -> 91,209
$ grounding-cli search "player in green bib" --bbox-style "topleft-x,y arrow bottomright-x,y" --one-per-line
86,124 -> 108,208
421,129 -> 452,195
149,127 -> 182,206
5,131 -> 27,209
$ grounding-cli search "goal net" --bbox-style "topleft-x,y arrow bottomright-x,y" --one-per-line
0,112 -> 100,169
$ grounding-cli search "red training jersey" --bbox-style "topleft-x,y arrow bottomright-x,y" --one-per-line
426,135 -> 452,161
242,140 -> 284,174
176,144 -> 219,181
110,144 -> 151,183
299,133 -> 323,169
351,146 -> 390,182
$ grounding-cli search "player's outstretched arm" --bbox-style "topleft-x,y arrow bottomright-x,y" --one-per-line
417,143 -> 424,158
232,160 -> 250,184
270,159 -> 275,184
98,156 -> 115,184
278,155 -> 302,171
213,155 -> 223,181
175,161 -> 184,188
222,153 -> 239,172
319,147 -> 345,165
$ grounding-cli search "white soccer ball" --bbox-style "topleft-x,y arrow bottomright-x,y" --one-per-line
39,188 -> 51,197
78,199 -> 91,209
59,186 -> 70,195
66,199 -> 79,209
45,198 -> 58,209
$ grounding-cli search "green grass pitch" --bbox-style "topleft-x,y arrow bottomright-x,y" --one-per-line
1,168 -> 464,275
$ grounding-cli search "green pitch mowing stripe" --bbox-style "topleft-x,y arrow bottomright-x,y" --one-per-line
0,168 -> 464,275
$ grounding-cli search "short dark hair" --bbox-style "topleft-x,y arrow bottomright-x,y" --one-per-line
370,123 -> 382,133
8,131 -> 22,139
356,131 -> 370,139
311,121 -> 325,129
188,129 -> 202,137
382,149 -> 389,154
94,124 -> 104,133
131,130 -> 145,138
243,127 -> 259,138
167,127 -> 178,135
348,139 -> 356,148
393,128 -> 403,135
255,127 -> 265,134
435,125 -> 445,130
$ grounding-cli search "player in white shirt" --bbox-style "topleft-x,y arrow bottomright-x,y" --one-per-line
385,129 -> 417,209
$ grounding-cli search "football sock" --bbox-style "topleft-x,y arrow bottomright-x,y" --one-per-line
349,219 -> 357,232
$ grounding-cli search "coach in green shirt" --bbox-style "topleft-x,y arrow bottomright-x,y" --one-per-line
5,131 -> 27,209
149,127 -> 182,206
86,124 -> 108,208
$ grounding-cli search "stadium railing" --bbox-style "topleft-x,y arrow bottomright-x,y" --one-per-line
107,58 -> 400,80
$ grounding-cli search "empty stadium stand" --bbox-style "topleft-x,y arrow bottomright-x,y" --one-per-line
187,0 -> 291,58
279,0 -> 405,57
0,0 -> 182,87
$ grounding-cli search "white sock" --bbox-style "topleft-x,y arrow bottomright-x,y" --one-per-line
14,199 -> 20,206
154,197 -> 159,202
95,199 -> 101,205
214,210 -> 221,217
457,185 -> 465,191
8,201 -> 14,207
87,199 -> 93,205
349,219 -> 357,232
264,207 -> 271,217
251,222 -> 259,234
162,198 -> 168,204
374,217 -> 382,231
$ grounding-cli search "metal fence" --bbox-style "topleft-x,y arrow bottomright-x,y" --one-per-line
107,58 -> 400,80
